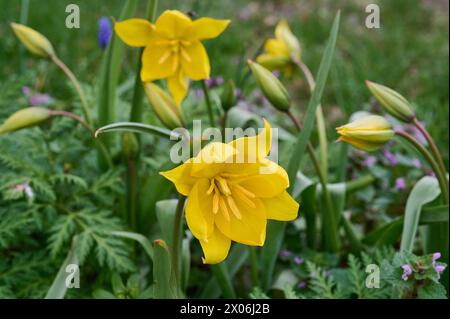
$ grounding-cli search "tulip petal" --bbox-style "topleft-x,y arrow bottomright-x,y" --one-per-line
167,69 -> 189,105
264,38 -> 290,57
185,179 -> 215,241
155,10 -> 192,38
141,43 -> 177,82
181,41 -> 210,80
199,228 -> 231,264
215,196 -> 266,246
190,18 -> 230,40
230,119 -> 272,162
237,160 -> 289,198
338,136 -> 385,152
262,191 -> 299,221
114,19 -> 154,47
159,160 -> 196,196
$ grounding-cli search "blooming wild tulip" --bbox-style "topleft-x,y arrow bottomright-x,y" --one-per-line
336,115 -> 394,152
248,60 -> 290,112
0,107 -> 52,134
160,120 -> 299,264
365,81 -> 415,123
115,10 -> 230,105
10,23 -> 55,59
143,83 -> 184,130
256,19 -> 301,75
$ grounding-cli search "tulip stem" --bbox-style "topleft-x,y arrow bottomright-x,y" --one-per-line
172,195 -> 186,292
286,110 -> 340,252
395,130 -> 449,204
249,246 -> 259,287
221,111 -> 228,142
413,118 -> 448,187
50,110 -> 113,169
51,56 -> 93,126
201,80 -> 215,127
294,60 -> 329,181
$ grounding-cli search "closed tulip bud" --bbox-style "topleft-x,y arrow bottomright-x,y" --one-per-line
248,60 -> 290,111
143,83 -> 184,130
256,55 -> 291,70
122,132 -> 139,160
365,80 -> 415,122
336,115 -> 394,152
275,19 -> 301,61
0,107 -> 52,134
220,80 -> 236,111
10,23 -> 55,59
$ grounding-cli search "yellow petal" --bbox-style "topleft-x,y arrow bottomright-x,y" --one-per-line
229,118 -> 272,163
338,136 -> 385,152
262,191 -> 299,221
141,43 -> 177,82
181,41 -> 210,80
256,53 -> 290,70
167,69 -> 189,105
159,159 -> 196,196
185,179 -> 214,241
264,38 -> 290,57
190,142 -> 237,178
155,10 -> 192,38
215,196 -> 267,246
189,18 -> 230,40
200,227 -> 231,264
114,19 -> 154,47
237,160 -> 289,198
275,19 -> 301,58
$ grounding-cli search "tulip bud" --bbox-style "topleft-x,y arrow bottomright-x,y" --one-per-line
256,55 -> 291,70
122,132 -> 139,160
275,19 -> 301,61
365,80 -> 415,123
220,80 -> 236,111
336,115 -> 394,152
248,60 -> 290,111
10,23 -> 55,59
143,83 -> 184,130
0,107 -> 52,134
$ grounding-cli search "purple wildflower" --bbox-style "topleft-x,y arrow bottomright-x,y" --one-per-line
395,177 -> 406,191
401,264 -> 412,281
434,265 -> 446,277
22,86 -> 52,106
432,252 -> 441,263
364,156 -> 377,168
194,89 -> 204,100
293,256 -> 304,265
412,159 -> 421,169
279,249 -> 292,259
205,76 -> 224,88
383,149 -> 398,166
98,17 -> 113,50
297,281 -> 307,289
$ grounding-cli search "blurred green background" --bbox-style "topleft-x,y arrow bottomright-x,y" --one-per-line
0,0 -> 448,156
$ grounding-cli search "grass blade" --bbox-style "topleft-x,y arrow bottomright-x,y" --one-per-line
112,231 -> 153,261
95,122 -> 181,140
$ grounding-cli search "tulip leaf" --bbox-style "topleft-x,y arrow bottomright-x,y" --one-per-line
111,231 -> 153,261
400,176 -> 441,253
153,239 -> 178,298
95,122 -> 182,140
155,199 -> 178,249
301,184 -> 318,249
45,236 -> 79,299
260,221 -> 286,291
211,263 -> 236,298
286,11 -> 340,189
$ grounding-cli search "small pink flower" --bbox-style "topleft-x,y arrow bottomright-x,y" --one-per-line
401,264 -> 412,281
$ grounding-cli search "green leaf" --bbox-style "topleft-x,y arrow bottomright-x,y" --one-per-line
286,11 -> 340,189
95,122 -> 181,140
111,231 -> 154,261
300,184 -> 317,249
418,281 -> 448,299
260,221 -> 286,291
211,263 -> 236,298
92,289 -> 116,299
45,236 -> 79,299
155,199 -> 178,249
400,176 -> 441,252
153,239 -> 178,298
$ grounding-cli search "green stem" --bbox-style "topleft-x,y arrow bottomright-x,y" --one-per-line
19,0 -> 30,74
172,195 -> 186,290
345,174 -> 376,194
211,263 -> 236,298
249,246 -> 259,287
201,80 -> 215,126
295,60 -> 328,180
127,158 -> 137,231
221,111 -> 228,142
396,130 -> 449,204
51,56 -> 93,126
286,111 -> 339,252
413,118 -> 448,187
50,110 -> 113,169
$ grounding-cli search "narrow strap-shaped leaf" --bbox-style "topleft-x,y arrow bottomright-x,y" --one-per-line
111,231 -> 153,261
153,239 -> 179,298
45,236 -> 79,299
211,263 -> 236,298
95,122 -> 182,140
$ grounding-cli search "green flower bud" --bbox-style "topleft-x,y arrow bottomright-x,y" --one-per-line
11,23 -> 55,59
144,83 -> 184,130
365,80 -> 415,123
122,132 -> 139,160
0,107 -> 52,134
220,79 -> 236,111
248,60 -> 290,111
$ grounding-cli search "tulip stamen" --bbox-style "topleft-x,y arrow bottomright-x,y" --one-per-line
226,196 -> 242,220
232,184 -> 255,198
212,191 -> 219,214
215,176 -> 231,196
158,50 -> 172,64
218,196 -> 230,221
181,49 -> 192,62
233,186 -> 256,208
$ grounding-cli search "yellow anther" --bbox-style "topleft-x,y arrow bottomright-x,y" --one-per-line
158,50 -> 172,64
233,187 -> 256,208
206,179 -> 215,195
233,184 -> 255,198
219,196 -> 230,221
181,49 -> 191,62
212,191 -> 219,214
216,176 -> 231,196
227,196 -> 242,220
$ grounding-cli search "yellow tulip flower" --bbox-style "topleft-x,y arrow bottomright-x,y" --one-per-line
336,115 -> 394,152
160,120 -> 299,264
115,10 -> 230,105
256,19 -> 301,74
